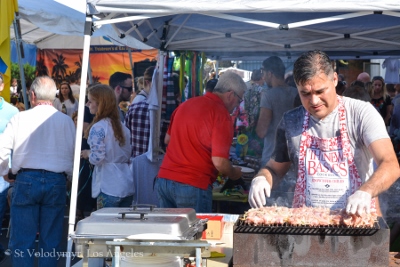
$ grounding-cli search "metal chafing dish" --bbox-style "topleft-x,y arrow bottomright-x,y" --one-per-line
71,205 -> 210,267
233,216 -> 390,267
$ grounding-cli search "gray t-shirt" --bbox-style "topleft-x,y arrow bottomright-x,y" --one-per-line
260,86 -> 298,166
272,96 -> 389,185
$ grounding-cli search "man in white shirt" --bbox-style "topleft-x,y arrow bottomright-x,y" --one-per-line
0,76 -> 75,266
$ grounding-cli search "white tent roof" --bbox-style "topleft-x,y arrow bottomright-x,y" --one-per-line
12,0 -> 153,50
86,0 -> 400,60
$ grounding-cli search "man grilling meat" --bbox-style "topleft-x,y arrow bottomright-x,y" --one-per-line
249,50 -> 400,216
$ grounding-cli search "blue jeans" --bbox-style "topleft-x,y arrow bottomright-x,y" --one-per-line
0,182 -> 9,253
9,170 -> 66,267
155,178 -> 212,213
96,192 -> 133,209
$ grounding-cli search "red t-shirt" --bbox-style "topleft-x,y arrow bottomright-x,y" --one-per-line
158,92 -> 233,189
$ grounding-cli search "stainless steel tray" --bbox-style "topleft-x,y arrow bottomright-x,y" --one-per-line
74,206 -> 204,240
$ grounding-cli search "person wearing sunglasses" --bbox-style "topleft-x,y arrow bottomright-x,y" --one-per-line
109,71 -> 133,122
370,76 -> 392,126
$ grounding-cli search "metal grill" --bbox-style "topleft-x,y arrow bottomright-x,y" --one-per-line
234,216 -> 380,236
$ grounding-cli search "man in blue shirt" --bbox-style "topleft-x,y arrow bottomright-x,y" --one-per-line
0,73 -> 18,263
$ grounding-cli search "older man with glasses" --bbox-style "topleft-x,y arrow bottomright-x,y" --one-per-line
0,76 -> 75,266
109,72 -> 133,122
155,71 -> 246,213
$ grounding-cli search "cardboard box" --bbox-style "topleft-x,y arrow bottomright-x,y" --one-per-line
197,215 -> 224,240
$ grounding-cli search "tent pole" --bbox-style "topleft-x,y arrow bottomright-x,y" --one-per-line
12,17 -> 28,109
127,47 -> 135,79
87,58 -> 93,84
66,14 -> 93,267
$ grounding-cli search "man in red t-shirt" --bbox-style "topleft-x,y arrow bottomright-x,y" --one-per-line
156,71 -> 246,212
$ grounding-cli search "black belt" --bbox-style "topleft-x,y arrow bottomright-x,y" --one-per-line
18,168 -> 67,177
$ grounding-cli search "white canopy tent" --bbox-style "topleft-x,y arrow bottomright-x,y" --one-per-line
85,0 -> 400,60
15,0 -> 153,50
10,0 -> 154,116
11,18 -> 114,49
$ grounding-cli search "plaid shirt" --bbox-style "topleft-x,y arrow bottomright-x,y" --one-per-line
125,101 -> 150,158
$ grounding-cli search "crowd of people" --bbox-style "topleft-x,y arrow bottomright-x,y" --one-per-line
0,50 -> 400,265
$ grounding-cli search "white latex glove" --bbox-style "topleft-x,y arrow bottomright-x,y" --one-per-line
346,190 -> 372,216
248,176 -> 271,208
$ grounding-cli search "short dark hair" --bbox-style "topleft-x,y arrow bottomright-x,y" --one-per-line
251,69 -> 263,82
206,79 -> 218,92
262,56 -> 285,79
293,50 -> 333,86
109,72 -> 132,90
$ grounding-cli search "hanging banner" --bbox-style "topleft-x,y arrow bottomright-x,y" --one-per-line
36,46 -> 158,85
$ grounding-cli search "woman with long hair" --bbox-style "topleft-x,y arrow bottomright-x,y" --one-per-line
81,84 -> 134,209
53,81 -> 78,117
370,76 -> 393,126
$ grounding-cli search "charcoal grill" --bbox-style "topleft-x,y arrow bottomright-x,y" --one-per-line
234,217 -> 380,236
233,216 -> 390,267
70,206 -> 210,267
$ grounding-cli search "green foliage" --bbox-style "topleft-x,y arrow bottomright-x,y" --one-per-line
11,62 -> 36,86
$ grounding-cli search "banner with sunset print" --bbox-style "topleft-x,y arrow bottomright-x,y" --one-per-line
36,46 -> 158,86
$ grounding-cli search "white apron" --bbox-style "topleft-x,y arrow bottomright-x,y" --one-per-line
292,96 -> 376,210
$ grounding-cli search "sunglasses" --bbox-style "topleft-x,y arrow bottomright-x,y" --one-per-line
119,84 -> 133,92
372,76 -> 384,82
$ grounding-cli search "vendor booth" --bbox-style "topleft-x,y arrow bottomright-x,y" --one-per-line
59,1 -> 400,266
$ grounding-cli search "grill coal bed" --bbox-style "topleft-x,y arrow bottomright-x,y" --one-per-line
234,218 -> 380,236
233,217 -> 390,267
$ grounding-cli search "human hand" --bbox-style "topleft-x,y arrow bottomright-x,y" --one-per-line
346,190 -> 372,216
248,176 -> 271,208
3,174 -> 14,183
80,150 -> 90,160
230,166 -> 242,180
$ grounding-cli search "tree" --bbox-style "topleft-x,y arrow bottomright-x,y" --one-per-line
74,55 -> 82,80
36,57 -> 49,77
51,53 -> 69,84
11,62 -> 36,87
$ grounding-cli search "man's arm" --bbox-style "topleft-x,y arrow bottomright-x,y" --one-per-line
164,133 -> 171,145
256,159 -> 292,189
212,156 -> 242,180
256,107 -> 272,139
359,138 -> 400,197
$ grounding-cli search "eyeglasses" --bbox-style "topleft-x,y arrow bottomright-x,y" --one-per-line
232,91 -> 243,103
119,84 -> 133,92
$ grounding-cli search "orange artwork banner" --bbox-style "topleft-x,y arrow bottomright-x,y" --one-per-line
36,46 -> 158,86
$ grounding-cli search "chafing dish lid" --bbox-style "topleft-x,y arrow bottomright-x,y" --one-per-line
75,207 -> 200,238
